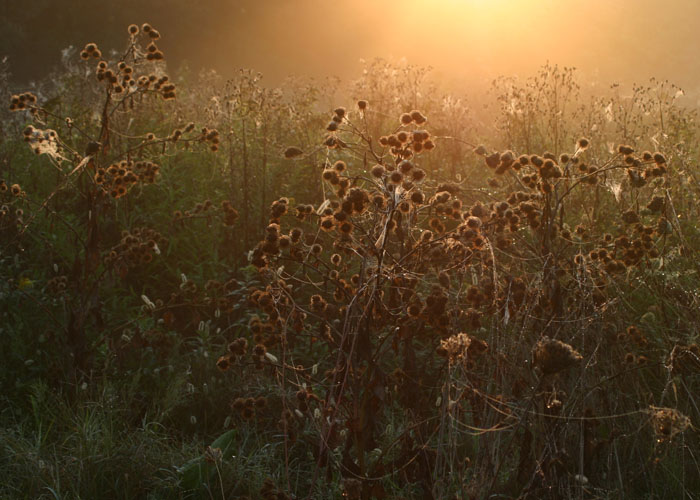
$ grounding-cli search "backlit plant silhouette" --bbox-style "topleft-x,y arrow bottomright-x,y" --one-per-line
1,24 -> 699,500
216,90 -> 699,498
5,23 -> 223,374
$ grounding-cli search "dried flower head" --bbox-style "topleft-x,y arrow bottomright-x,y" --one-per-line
648,406 -> 691,442
533,336 -> 582,375
370,164 -> 385,178
437,333 -> 471,364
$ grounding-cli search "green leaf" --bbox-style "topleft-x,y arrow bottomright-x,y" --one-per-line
177,429 -> 237,491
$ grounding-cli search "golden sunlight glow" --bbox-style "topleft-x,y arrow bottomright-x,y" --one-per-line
184,0 -> 700,94
3,2 -> 700,497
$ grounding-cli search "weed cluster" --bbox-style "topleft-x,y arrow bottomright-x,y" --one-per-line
1,24 -> 699,500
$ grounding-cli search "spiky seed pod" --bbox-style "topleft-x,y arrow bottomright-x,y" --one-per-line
338,221 -> 353,234
647,196 -> 664,213
653,152 -> 666,164
618,144 -> 634,156
370,164 -> 385,178
322,169 -> 339,184
411,190 -> 425,204
411,168 -> 426,182
465,216 -> 481,229
216,355 -> 231,371
473,145 -> 487,156
398,160 -> 413,174
410,110 -> 427,124
388,171 -> 403,185
530,155 -> 544,168
485,152 -> 500,168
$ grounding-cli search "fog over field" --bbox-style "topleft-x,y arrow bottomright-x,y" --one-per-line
2,2 -> 700,499
3,0 -> 700,98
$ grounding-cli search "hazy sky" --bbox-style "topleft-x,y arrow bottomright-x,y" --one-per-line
3,0 -> 700,96
196,0 -> 700,92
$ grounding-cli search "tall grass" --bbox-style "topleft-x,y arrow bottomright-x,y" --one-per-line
1,24 -> 699,499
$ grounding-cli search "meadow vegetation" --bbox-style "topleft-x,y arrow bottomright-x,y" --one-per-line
1,24 -> 699,499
